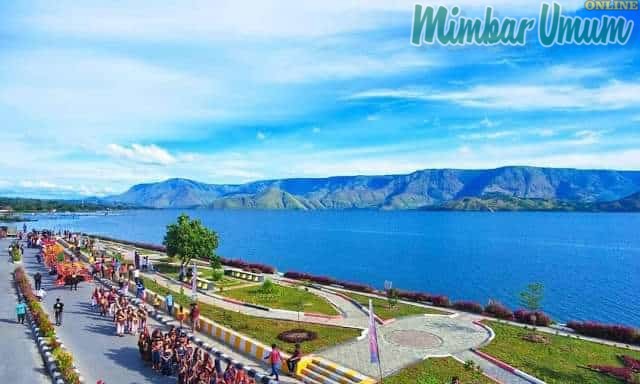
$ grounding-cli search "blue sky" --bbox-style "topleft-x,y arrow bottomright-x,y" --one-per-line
1,1 -> 639,198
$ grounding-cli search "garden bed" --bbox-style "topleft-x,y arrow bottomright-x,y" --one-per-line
481,320 -> 640,384
342,291 -> 449,320
142,277 -> 359,353
384,357 -> 495,384
220,282 -> 340,316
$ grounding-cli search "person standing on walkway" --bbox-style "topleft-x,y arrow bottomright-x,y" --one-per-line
53,298 -> 64,326
189,302 -> 200,331
33,272 -> 42,290
264,343 -> 282,381
165,292 -> 174,316
16,299 -> 27,324
70,271 -> 79,291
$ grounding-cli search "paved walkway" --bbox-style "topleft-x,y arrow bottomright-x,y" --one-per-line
319,314 -> 491,378
0,238 -> 49,384
22,242 -> 299,384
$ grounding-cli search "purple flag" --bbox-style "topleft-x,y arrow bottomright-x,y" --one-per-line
368,299 -> 380,364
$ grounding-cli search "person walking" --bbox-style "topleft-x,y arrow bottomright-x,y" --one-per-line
16,299 -> 27,324
53,298 -> 64,326
264,343 -> 282,381
34,272 -> 42,290
71,271 -> 79,291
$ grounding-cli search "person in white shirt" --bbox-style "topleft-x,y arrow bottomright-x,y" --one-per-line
36,287 -> 46,301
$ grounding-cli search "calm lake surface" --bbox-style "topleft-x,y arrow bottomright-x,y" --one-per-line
16,209 -> 640,327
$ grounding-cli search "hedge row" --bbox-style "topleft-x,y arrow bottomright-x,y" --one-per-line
15,267 -> 80,384
514,309 -> 552,326
219,257 -> 275,274
283,271 -> 375,293
567,321 -> 640,345
84,233 -> 167,252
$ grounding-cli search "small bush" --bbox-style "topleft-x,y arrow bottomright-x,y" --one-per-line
211,270 -> 224,281
431,295 -> 451,308
567,321 -> 639,345
453,301 -> 484,314
484,300 -> 514,320
514,309 -> 552,326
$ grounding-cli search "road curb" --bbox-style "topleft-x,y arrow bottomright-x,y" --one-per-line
13,269 -> 85,384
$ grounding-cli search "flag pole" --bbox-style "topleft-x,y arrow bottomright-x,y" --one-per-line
369,299 -> 384,383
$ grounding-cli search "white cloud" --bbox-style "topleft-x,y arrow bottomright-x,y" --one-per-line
312,127 -> 321,134
479,117 -> 496,128
459,131 -> 517,140
547,64 -> 606,80
256,132 -> 267,141
351,81 -> 640,111
22,1 -> 586,41
106,144 -> 176,165
534,129 -> 556,137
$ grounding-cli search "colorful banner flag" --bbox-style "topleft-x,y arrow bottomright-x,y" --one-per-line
369,299 -> 380,364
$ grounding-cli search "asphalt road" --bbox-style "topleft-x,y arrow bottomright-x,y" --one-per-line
0,238 -> 49,384
20,242 -> 177,384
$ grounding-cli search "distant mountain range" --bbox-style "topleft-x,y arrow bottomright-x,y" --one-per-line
104,166 -> 640,211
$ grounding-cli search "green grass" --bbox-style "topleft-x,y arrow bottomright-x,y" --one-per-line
342,291 -> 449,320
220,283 -> 339,316
154,263 -> 245,288
481,320 -> 640,384
142,277 -> 360,353
385,357 -> 494,384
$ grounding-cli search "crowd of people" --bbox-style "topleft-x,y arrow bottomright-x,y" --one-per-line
92,285 -> 265,384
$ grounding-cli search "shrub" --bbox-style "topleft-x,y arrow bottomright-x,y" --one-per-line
15,267 -> 55,336
220,258 -> 276,274
514,309 -> 552,326
484,300 -> 514,320
53,349 -> 80,384
453,301 -> 484,314
211,270 -> 224,281
567,321 -> 640,345
283,271 -> 374,293
393,289 -> 432,303
258,279 -> 277,294
431,295 -> 451,307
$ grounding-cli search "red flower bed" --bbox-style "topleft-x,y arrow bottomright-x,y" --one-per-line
567,321 -> 640,345
220,258 -> 276,274
484,301 -> 514,320
513,309 -> 552,326
430,295 -> 451,308
394,289 -> 432,303
283,271 -> 374,293
453,301 -> 484,314
588,365 -> 633,382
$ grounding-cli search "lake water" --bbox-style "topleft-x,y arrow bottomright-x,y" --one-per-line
14,209 -> 640,327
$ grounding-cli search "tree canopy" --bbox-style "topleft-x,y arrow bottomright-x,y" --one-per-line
519,282 -> 544,311
163,214 -> 219,268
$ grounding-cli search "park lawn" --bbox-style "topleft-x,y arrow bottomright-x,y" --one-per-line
142,277 -> 360,353
481,320 -> 640,384
154,263 -> 244,288
342,291 -> 449,320
220,283 -> 339,316
385,357 -> 494,384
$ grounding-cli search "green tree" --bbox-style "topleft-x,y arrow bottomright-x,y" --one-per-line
387,288 -> 399,309
163,214 -> 219,269
519,282 -> 544,311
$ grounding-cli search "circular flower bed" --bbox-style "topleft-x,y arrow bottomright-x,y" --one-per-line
277,329 -> 318,343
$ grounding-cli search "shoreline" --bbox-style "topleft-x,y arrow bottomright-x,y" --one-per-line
71,231 -> 640,340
